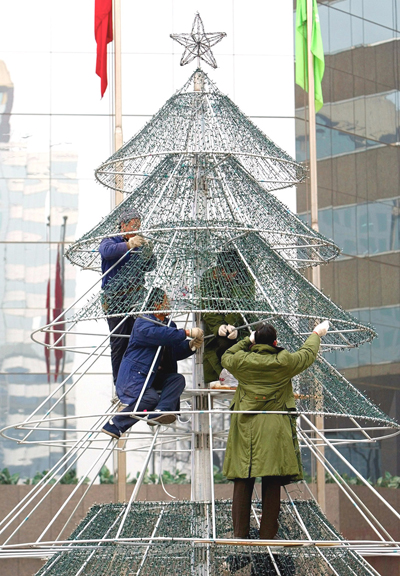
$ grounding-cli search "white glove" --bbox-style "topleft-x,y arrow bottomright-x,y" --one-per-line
218,325 -> 229,337
187,327 -> 204,339
189,338 -> 203,351
313,320 -> 329,337
142,240 -> 153,258
226,325 -> 238,340
249,331 -> 256,344
127,235 -> 145,249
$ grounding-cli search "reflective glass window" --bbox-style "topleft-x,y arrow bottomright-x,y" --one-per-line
324,305 -> 400,368
363,0 -> 394,29
318,4 -> 331,54
350,0 -> 364,19
296,90 -> 400,161
319,0 -> 397,52
328,6 -> 352,53
296,118 -> 380,162
363,19 -> 394,45
300,197 -> 400,257
351,12 -> 364,46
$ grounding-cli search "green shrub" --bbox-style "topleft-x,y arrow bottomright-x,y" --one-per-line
128,468 -> 188,485
213,465 -> 229,484
59,469 -> 89,485
99,466 -> 114,484
376,471 -> 400,489
0,468 -> 20,485
23,470 -> 53,485
23,469 -> 88,485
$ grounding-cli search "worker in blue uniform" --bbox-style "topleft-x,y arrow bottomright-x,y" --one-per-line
102,287 -> 203,438
99,210 -> 156,385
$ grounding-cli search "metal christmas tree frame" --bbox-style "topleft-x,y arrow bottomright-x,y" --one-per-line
94,68 -> 305,195
1,13 -> 399,576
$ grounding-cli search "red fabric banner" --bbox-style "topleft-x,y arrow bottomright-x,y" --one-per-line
95,0 -> 113,98
53,246 -> 64,381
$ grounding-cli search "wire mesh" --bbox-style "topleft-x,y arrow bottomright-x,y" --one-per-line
68,154 -> 337,270
35,500 -> 379,576
3,57 -> 395,576
64,231 -> 375,350
94,70 -> 306,194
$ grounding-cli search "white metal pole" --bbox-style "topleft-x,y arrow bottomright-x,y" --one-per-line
112,0 -> 126,504
114,0 -> 123,156
306,0 -> 325,512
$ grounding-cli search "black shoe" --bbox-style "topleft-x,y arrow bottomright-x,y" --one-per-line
101,421 -> 121,439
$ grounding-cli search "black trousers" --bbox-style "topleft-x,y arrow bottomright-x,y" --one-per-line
232,477 -> 281,539
107,316 -> 135,385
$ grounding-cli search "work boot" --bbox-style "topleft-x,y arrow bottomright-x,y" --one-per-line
101,420 -> 121,439
147,410 -> 176,426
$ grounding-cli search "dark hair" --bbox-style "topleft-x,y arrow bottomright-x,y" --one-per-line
119,209 -> 141,227
255,323 -> 277,345
147,287 -> 166,309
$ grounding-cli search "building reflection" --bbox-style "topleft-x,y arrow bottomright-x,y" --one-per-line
0,59 -> 78,478
295,0 -> 400,481
0,60 -> 13,143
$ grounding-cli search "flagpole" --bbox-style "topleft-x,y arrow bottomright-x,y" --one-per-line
306,0 -> 325,512
60,216 -> 68,469
112,0 -> 127,504
113,0 -> 123,174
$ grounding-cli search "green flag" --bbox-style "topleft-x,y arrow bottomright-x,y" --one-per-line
296,0 -> 325,112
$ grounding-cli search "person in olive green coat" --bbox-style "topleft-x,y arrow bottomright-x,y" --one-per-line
202,308 -> 243,383
201,250 -> 254,383
221,320 -> 329,540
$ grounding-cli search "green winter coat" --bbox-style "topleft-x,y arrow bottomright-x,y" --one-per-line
221,333 -> 320,482
201,267 -> 255,383
202,310 -> 244,383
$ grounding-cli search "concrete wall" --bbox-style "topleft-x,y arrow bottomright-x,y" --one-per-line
0,484 -> 399,576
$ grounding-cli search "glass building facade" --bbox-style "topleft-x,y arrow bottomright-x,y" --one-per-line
0,2 -> 114,479
1,0 -> 398,484
295,0 -> 400,480
0,1 -> 296,482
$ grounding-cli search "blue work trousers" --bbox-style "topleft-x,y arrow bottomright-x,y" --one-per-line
107,315 -> 135,386
112,372 -> 185,433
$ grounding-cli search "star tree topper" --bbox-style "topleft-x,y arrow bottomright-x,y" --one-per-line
171,13 -> 226,69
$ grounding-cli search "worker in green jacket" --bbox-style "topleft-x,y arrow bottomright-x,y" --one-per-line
221,320 -> 329,540
201,249 -> 254,384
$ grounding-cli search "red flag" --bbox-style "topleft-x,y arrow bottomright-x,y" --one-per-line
95,0 -> 113,98
53,246 -> 64,381
45,279 -> 51,383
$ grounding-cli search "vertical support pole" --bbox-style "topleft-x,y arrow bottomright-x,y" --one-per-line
114,0 -> 124,205
191,331 -> 211,576
307,0 -> 325,512
112,0 -> 126,504
60,215 -> 68,469
191,319 -> 211,503
191,70 -> 211,506
190,69 -> 212,575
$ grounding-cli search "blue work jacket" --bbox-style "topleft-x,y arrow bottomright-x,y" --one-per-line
99,236 -> 156,289
116,315 -> 195,403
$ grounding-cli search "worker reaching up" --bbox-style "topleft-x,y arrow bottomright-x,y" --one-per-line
221,320 -> 329,540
